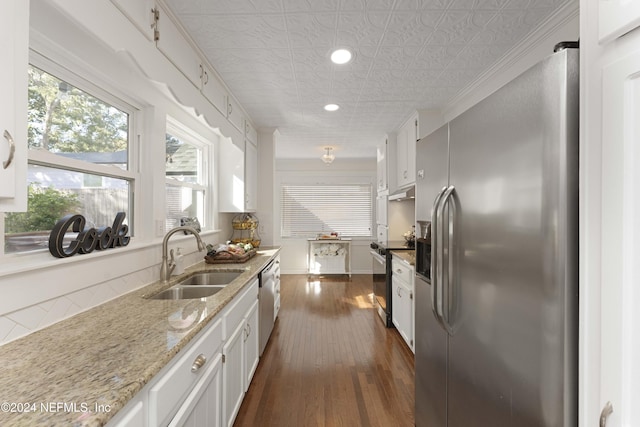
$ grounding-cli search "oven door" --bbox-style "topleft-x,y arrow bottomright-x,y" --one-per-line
371,250 -> 387,320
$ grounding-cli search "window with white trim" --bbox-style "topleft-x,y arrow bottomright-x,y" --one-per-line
280,183 -> 373,238
3,60 -> 136,255
165,118 -> 209,231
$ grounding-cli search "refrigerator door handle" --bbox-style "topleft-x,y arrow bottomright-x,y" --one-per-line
431,186 -> 448,325
437,185 -> 456,335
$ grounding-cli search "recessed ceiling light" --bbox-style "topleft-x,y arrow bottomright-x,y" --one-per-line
330,48 -> 352,65
324,104 -> 340,112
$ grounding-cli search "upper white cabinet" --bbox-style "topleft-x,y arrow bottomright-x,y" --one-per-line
155,6 -> 202,88
244,141 -> 258,212
396,114 -> 417,189
219,129 -> 257,213
110,0 -> 155,41
376,137 -> 388,192
599,0 -> 640,44
245,120 -> 258,146
201,63 -> 228,117
0,0 -> 28,212
227,97 -> 244,132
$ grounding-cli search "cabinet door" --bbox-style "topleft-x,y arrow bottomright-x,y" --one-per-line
110,0 -> 155,41
377,138 -> 388,191
169,354 -> 223,427
222,320 -> 245,427
599,0 -> 640,44
107,401 -> 144,427
201,64 -> 228,116
396,125 -> 409,187
244,300 -> 259,391
155,5 -> 201,88
244,141 -> 257,212
376,193 -> 388,226
0,0 -> 28,211
596,44 -> 640,427
392,277 -> 413,351
219,131 -> 246,212
245,120 -> 258,146
227,97 -> 244,131
407,117 -> 417,184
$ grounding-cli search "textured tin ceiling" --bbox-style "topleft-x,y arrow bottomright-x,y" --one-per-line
164,0 -> 573,159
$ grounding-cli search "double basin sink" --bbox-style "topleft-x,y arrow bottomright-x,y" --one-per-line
148,270 -> 244,300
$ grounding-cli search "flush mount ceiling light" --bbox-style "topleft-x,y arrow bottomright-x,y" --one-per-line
330,48 -> 353,65
321,147 -> 335,164
324,103 -> 339,112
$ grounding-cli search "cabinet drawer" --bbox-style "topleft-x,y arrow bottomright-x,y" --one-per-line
223,278 -> 259,339
149,318 -> 223,426
391,258 -> 413,285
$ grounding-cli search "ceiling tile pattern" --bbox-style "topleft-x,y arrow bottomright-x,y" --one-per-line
165,0 -> 572,158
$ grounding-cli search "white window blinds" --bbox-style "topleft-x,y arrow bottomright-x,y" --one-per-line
281,184 -> 372,238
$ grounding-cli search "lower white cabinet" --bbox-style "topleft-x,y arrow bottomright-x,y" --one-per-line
391,257 -> 414,353
244,300 -> 260,391
222,278 -> 259,427
169,353 -> 223,427
105,275 -> 264,427
149,318 -> 224,426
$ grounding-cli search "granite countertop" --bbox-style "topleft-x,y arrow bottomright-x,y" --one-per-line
390,250 -> 415,266
0,247 -> 280,427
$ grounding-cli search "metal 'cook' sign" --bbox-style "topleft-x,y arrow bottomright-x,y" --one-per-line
48,212 -> 130,258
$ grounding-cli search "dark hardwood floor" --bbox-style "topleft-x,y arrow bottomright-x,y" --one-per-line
234,274 -> 415,427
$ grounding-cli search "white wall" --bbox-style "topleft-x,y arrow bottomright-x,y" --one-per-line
0,0 -> 234,346
274,158 -> 376,274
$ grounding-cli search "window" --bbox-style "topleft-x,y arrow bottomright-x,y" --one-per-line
281,184 -> 373,238
3,62 -> 136,254
165,118 -> 208,231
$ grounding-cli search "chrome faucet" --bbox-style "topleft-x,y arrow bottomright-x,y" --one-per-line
160,226 -> 206,283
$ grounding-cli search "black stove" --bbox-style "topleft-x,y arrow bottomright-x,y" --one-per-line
370,240 -> 414,327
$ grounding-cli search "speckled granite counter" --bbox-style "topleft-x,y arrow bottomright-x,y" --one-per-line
0,247 -> 280,427
390,250 -> 415,266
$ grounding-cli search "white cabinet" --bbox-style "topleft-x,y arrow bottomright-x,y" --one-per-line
273,257 -> 281,321
227,96 -> 244,132
244,141 -> 258,212
396,115 -> 417,189
243,300 -> 259,391
0,0 -> 28,211
376,192 -> 388,226
222,278 -> 259,427
148,318 -> 223,426
169,354 -> 223,427
376,137 -> 388,192
391,257 -> 414,353
245,120 -> 258,146
155,6 -> 201,89
219,130 -> 257,213
110,0 -> 155,41
107,401 -> 145,427
200,64 -> 228,117
599,0 -> 640,44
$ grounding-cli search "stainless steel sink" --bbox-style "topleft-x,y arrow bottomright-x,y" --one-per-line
147,270 -> 244,300
150,285 -> 225,300
178,271 -> 243,286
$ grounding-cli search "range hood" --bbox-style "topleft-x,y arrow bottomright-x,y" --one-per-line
388,186 -> 415,201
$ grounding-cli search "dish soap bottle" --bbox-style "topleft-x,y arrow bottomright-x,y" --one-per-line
173,247 -> 185,275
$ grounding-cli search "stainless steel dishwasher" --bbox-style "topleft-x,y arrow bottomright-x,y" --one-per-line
259,258 -> 276,355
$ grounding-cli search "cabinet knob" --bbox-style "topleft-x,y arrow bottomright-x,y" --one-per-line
191,354 -> 207,373
3,130 -> 15,170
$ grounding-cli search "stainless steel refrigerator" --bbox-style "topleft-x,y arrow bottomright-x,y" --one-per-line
414,46 -> 578,427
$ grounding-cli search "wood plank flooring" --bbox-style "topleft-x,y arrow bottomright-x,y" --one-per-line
234,274 -> 415,427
